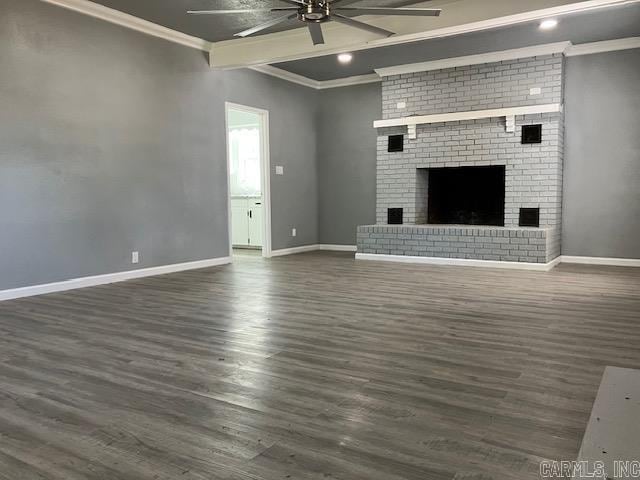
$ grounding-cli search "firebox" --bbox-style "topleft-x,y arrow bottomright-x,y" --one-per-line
427,165 -> 505,226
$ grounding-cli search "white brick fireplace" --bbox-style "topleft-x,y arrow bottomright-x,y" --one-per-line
357,47 -> 566,268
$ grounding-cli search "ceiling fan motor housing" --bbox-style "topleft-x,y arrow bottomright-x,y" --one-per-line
299,3 -> 330,22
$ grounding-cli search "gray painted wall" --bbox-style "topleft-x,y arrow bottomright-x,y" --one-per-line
317,84 -> 380,245
1,0 -> 638,293
563,50 -> 640,258
0,0 -> 317,290
317,50 -> 640,258
220,70 -> 319,251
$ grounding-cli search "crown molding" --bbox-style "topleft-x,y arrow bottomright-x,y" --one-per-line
209,0 -> 640,68
373,37 -> 640,78
254,36 -> 640,89
249,65 -> 319,89
316,73 -> 381,90
41,0 -> 212,51
360,0 -> 640,53
375,42 -> 572,77
39,0 -> 640,85
250,65 -> 381,90
565,36 -> 640,56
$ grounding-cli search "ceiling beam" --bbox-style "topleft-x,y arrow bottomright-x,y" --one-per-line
209,0 -> 640,68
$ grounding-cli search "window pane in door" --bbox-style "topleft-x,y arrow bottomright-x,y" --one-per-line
229,127 -> 261,197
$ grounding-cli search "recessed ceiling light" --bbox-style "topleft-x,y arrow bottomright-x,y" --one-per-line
539,19 -> 558,30
337,53 -> 353,64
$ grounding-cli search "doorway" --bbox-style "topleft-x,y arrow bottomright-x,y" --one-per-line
225,103 -> 271,258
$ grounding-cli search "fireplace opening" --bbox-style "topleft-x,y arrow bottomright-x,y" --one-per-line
427,165 -> 505,226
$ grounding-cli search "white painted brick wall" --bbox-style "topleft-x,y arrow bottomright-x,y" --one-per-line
371,54 -> 565,262
382,54 -> 563,120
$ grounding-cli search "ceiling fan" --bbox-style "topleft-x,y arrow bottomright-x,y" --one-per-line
187,1 -> 442,45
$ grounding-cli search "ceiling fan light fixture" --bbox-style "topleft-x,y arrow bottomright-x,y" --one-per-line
300,4 -> 330,22
539,18 -> 558,30
337,53 -> 353,64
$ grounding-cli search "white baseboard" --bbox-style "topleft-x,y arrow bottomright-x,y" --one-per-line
355,253 -> 561,271
318,244 -> 357,252
560,255 -> 640,267
0,256 -> 232,302
270,244 -> 320,257
271,244 -> 358,256
4,252 -> 635,302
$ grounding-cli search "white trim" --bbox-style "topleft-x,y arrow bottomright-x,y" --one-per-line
249,65 -> 319,89
249,65 -> 381,90
318,244 -> 358,252
41,0 -> 639,66
316,74 -> 382,90
565,37 -> 640,56
375,42 -> 571,77
560,256 -> 640,267
251,37 -> 640,90
41,0 -> 211,51
41,0 -> 640,85
270,244 -> 320,257
225,102 -> 272,258
356,253 -> 561,271
373,104 -> 563,129
0,257 -> 232,302
265,244 -> 358,255
364,0 -> 640,54
209,0 -> 639,68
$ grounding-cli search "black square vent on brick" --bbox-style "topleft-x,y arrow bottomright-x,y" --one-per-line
521,124 -> 542,144
519,208 -> 540,227
388,208 -> 403,225
388,135 -> 404,152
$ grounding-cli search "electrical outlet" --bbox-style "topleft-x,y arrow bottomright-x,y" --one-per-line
292,228 -> 297,237
396,101 -> 407,109
275,165 -> 284,175
131,251 -> 139,264
529,87 -> 542,96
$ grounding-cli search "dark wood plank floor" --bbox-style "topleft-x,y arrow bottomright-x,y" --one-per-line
1,252 -> 639,480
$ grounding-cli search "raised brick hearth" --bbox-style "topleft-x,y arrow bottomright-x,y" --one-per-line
357,225 -> 560,264
357,53 -> 565,266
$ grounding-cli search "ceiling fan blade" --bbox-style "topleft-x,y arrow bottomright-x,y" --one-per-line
188,8 -> 298,15
335,7 -> 441,16
331,13 -> 394,37
234,13 -> 298,37
278,0 -> 306,5
307,23 -> 325,45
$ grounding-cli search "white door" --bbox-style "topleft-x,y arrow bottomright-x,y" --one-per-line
226,103 -> 270,255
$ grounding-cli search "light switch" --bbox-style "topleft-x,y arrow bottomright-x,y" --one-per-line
275,166 -> 284,175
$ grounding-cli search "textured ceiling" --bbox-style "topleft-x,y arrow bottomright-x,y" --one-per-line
274,3 -> 640,80
91,0 -> 421,42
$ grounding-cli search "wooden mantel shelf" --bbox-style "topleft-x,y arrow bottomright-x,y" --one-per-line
373,103 -> 563,138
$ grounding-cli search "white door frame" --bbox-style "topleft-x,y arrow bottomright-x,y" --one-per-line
224,102 -> 272,258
